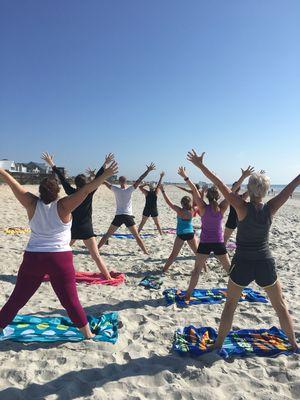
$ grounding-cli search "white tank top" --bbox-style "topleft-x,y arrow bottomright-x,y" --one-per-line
26,200 -> 72,253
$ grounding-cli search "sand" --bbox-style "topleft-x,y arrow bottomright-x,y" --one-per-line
0,184 -> 299,400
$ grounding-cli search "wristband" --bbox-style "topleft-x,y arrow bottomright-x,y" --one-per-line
184,177 -> 189,181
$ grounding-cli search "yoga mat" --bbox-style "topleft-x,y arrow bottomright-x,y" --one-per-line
163,288 -> 268,307
139,274 -> 163,290
98,233 -> 155,239
0,312 -> 119,343
43,271 -> 125,286
163,228 -> 177,234
3,227 -> 31,234
173,326 -> 299,359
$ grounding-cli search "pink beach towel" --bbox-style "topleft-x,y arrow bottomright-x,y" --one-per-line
43,271 -> 125,286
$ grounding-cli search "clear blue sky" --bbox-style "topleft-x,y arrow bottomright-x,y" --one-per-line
0,0 -> 299,183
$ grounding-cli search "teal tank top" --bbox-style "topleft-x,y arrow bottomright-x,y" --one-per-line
176,214 -> 194,235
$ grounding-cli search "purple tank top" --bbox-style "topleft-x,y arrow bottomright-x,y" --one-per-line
200,204 -> 223,243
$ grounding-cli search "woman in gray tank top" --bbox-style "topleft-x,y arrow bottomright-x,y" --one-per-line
187,149 -> 299,351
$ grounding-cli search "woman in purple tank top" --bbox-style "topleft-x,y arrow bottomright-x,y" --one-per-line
178,167 -> 251,301
187,149 -> 299,351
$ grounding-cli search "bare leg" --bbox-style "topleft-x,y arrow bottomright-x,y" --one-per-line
70,239 -> 76,246
128,225 -> 149,255
138,216 -> 148,233
187,236 -> 198,255
265,280 -> 298,350
78,324 -> 95,339
185,253 -> 209,300
83,237 -> 112,279
214,278 -> 243,349
223,227 -> 234,244
153,216 -> 163,235
216,253 -> 231,273
163,237 -> 184,272
98,224 -> 119,249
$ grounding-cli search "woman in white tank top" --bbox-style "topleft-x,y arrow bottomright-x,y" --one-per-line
0,159 -> 118,339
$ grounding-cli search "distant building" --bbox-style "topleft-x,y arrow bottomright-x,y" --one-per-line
24,162 -> 51,174
15,163 -> 28,173
0,159 -> 17,172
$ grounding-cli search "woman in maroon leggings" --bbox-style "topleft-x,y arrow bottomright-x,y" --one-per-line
0,159 -> 118,338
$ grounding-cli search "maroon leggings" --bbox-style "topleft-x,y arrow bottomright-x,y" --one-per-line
0,251 -> 88,329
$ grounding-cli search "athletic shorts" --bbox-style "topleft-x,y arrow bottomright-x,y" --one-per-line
225,215 -> 238,230
177,233 -> 195,241
197,242 -> 227,255
229,256 -> 277,288
112,214 -> 135,228
143,208 -> 158,218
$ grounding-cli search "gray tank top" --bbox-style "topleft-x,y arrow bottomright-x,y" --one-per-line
236,202 -> 272,260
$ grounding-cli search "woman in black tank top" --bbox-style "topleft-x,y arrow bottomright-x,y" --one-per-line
187,149 -> 299,351
138,172 -> 164,235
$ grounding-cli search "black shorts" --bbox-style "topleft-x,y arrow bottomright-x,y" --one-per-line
225,214 -> 238,230
143,208 -> 158,218
197,242 -> 227,255
111,214 -> 135,228
229,256 -> 277,288
177,233 -> 195,241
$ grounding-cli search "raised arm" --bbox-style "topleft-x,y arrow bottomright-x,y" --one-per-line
187,150 -> 246,218
103,181 -> 112,190
267,174 -> 300,216
177,166 -> 206,215
160,185 -> 182,213
94,153 -> 115,179
139,183 -> 149,195
58,162 -> 118,217
231,166 -> 255,192
0,168 -> 37,214
175,185 -> 192,194
133,163 -> 156,189
41,152 -> 75,195
155,171 -> 165,194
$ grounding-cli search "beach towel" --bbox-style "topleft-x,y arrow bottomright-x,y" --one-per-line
99,233 -> 155,239
226,242 -> 237,250
163,228 -> 177,234
173,326 -> 298,359
0,312 -> 119,343
139,274 -> 163,290
3,227 -> 31,234
43,271 -> 125,286
163,288 -> 267,306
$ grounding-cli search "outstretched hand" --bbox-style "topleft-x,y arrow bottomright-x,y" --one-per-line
103,161 -> 118,178
85,167 -> 96,178
146,162 -> 156,172
187,149 -> 205,166
241,166 -> 255,178
41,152 -> 55,167
178,166 -> 187,179
104,153 -> 115,166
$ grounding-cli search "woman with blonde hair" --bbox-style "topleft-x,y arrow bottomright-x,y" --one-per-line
187,149 -> 299,350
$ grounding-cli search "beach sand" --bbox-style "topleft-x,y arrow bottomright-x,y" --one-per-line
0,184 -> 299,399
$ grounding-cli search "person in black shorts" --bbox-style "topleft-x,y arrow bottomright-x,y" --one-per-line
187,148 -> 299,351
97,163 -> 156,255
42,152 -> 116,280
138,172 -> 164,235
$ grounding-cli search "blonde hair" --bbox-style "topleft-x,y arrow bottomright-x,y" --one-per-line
181,196 -> 192,210
247,172 -> 270,199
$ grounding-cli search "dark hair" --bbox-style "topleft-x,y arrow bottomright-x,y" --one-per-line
206,186 -> 220,212
75,174 -> 87,188
181,196 -> 192,210
39,178 -> 60,204
195,183 -> 200,190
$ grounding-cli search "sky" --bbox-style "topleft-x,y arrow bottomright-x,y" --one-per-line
0,0 -> 299,184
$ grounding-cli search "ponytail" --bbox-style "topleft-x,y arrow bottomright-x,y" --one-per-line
206,186 -> 220,213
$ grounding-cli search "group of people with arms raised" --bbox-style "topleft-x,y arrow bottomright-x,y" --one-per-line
0,149 -> 299,351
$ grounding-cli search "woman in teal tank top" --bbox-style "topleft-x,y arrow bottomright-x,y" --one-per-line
160,185 -> 198,272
